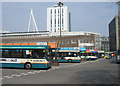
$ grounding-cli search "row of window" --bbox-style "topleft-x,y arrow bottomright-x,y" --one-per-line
51,8 -> 63,14
79,40 -> 94,43
60,40 -> 76,45
3,39 -> 94,44
2,49 -> 46,59
50,8 -> 64,32
85,47 -> 94,50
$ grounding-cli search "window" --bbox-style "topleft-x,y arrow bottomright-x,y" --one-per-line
80,40 -> 84,43
55,9 -> 56,14
61,40 -> 64,44
62,18 -> 64,24
55,19 -> 56,24
58,18 -> 59,24
59,52 -> 79,57
86,40 -> 90,43
71,40 -> 76,44
51,9 -> 52,14
65,40 -> 69,44
51,19 -> 52,25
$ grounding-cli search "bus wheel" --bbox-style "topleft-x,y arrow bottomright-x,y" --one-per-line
68,59 -> 72,63
24,63 -> 32,70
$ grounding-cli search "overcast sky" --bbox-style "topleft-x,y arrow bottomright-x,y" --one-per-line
2,2 -> 118,36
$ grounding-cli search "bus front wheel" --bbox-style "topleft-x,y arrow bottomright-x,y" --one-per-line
24,63 -> 32,69
68,59 -> 72,63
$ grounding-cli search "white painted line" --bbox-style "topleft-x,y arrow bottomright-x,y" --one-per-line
27,72 -> 34,74
3,76 -> 10,78
11,74 -> 18,77
6,76 -> 13,79
27,72 -> 32,74
15,74 -> 21,77
41,70 -> 47,72
36,70 -> 42,73
33,71 -> 38,73
20,73 -> 29,75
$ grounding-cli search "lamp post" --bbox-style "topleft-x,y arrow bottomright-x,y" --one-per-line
116,1 -> 120,51
116,1 -> 120,14
58,2 -> 63,37
56,2 -> 63,62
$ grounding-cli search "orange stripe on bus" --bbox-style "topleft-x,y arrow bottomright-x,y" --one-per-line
5,43 -> 13,45
13,43 -> 21,45
21,43 -> 29,45
29,43 -> 37,45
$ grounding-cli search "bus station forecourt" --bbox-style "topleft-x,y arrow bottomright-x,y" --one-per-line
0,42 -> 118,70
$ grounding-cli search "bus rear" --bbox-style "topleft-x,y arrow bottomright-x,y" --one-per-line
86,50 -> 98,60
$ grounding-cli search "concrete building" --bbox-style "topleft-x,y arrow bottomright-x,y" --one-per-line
100,37 -> 109,52
1,31 -> 101,50
109,13 -> 120,51
47,4 -> 70,32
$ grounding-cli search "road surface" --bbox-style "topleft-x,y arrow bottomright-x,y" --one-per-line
1,57 -> 119,84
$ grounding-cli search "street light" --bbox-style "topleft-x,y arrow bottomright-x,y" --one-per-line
58,2 -> 63,37
57,2 -> 63,61
116,1 -> 120,14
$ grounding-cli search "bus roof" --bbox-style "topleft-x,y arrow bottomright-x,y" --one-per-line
0,42 -> 58,49
0,45 -> 48,49
57,50 -> 80,52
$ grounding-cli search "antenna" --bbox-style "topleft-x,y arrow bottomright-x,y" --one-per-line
27,8 -> 39,32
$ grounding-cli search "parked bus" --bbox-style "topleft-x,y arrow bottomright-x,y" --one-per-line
80,51 -> 86,59
0,43 -> 52,69
80,47 -> 86,59
98,50 -> 105,58
55,47 -> 81,63
116,49 -> 120,63
85,50 -> 98,60
104,52 -> 113,59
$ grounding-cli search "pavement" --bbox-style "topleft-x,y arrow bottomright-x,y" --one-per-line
1,57 -> 119,84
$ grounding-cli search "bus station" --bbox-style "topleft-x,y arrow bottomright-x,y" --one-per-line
0,1 -> 119,85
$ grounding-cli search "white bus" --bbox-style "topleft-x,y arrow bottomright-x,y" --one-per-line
55,48 -> 81,63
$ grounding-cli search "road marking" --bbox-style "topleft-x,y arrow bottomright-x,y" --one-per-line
20,73 -> 29,75
3,76 -> 13,79
15,74 -> 21,77
27,72 -> 34,74
11,74 -> 18,77
3,76 -> 10,78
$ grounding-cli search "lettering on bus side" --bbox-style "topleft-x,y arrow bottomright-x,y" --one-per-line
10,59 -> 17,62
33,60 -> 45,62
1,59 -> 7,61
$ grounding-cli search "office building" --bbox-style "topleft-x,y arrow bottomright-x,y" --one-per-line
100,37 -> 109,52
109,13 -> 120,51
47,4 -> 70,32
